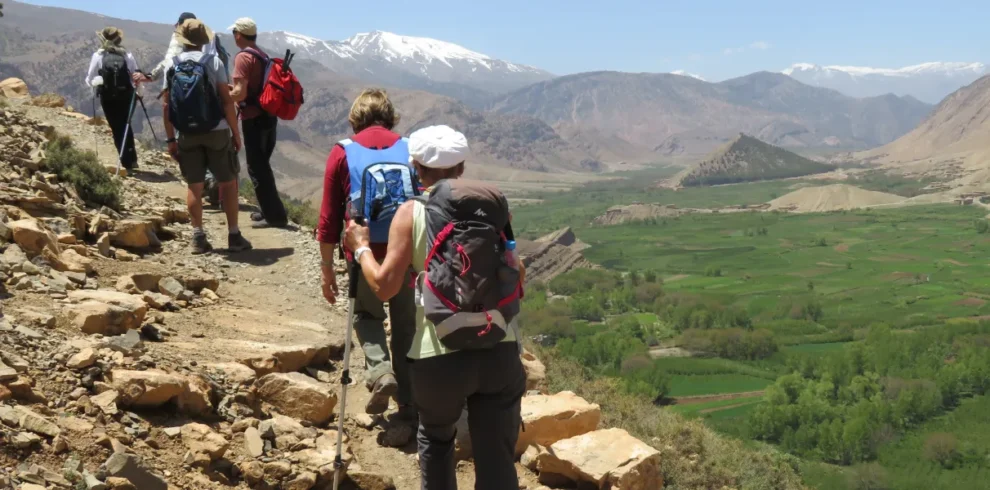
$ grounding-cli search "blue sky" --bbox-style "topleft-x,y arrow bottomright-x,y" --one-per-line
19,0 -> 990,80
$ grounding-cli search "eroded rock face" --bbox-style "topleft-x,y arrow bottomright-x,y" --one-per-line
111,370 -> 187,408
109,219 -> 161,250
0,78 -> 30,98
537,428 -> 662,490
253,372 -> 338,425
521,349 -> 547,392
62,301 -> 138,335
9,219 -> 60,257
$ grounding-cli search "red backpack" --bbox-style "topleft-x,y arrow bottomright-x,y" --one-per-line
242,48 -> 304,121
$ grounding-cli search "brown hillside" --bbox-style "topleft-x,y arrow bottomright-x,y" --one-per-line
853,75 -> 990,184
769,184 -> 905,213
675,134 -> 834,187
517,228 -> 596,284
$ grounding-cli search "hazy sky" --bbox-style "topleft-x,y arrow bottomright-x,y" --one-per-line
17,0 -> 990,80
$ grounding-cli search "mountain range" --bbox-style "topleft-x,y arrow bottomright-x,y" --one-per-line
784,62 -> 987,104
3,0 -> 982,202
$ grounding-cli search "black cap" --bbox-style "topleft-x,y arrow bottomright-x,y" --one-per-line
176,12 -> 197,25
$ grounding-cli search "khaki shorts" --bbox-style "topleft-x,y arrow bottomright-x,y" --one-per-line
178,129 -> 237,185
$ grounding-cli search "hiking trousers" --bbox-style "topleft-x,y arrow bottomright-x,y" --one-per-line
354,270 -> 416,405
242,115 -> 288,225
101,94 -> 137,169
410,342 -> 527,490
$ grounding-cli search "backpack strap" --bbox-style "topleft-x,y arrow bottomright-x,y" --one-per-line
239,48 -> 271,109
338,138 -> 353,147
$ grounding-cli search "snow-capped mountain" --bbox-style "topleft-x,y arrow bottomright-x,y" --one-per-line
783,62 -> 986,103
671,70 -> 706,81
258,30 -> 553,102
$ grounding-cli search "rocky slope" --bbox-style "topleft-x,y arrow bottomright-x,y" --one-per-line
674,133 -> 835,187
0,81 -> 674,490
848,75 -> 990,186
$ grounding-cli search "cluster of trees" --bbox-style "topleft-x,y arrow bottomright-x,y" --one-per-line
680,328 -> 778,360
748,323 -> 990,465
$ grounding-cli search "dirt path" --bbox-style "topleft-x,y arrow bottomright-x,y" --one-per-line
672,390 -> 766,406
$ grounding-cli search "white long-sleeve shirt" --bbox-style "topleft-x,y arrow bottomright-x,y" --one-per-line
152,33 -> 219,90
85,49 -> 140,89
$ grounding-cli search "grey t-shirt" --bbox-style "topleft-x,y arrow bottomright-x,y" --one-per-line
167,50 -> 229,132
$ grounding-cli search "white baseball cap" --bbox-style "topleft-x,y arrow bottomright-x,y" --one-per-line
408,125 -> 470,169
228,17 -> 258,36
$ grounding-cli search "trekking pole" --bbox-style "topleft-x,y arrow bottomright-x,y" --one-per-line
136,96 -> 160,146
333,212 -> 365,490
116,89 -> 139,176
92,93 -> 99,159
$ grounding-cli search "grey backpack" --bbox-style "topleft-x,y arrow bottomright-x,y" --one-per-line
414,179 -> 522,350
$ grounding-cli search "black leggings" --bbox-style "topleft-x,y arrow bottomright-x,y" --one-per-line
101,94 -> 137,169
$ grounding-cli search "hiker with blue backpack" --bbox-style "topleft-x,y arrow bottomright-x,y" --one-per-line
85,27 -> 140,171
316,89 -> 419,419
161,19 -> 252,255
343,125 -> 527,490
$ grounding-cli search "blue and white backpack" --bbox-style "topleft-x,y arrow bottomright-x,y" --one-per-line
341,138 -> 420,243
167,54 -> 224,135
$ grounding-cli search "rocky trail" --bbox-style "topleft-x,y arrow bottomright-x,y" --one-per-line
0,81 -> 664,490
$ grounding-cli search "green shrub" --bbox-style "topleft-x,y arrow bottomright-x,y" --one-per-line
974,219 -> 989,234
44,134 -> 122,210
848,463 -> 889,490
704,265 -> 723,277
923,432 -> 961,469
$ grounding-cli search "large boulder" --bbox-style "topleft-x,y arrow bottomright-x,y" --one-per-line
109,220 -> 161,249
253,372 -> 337,425
240,344 -> 329,376
68,290 -> 148,325
516,391 -> 601,455
111,370 -> 187,408
115,273 -> 163,293
8,219 -> 59,257
176,271 -> 220,293
59,249 -> 94,274
0,78 -> 29,98
177,374 -> 215,417
62,301 -> 138,335
537,428 -> 662,490
181,422 -> 229,461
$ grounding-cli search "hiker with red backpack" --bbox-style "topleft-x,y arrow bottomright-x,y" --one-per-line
85,27 -> 141,171
343,125 -> 527,490
161,19 -> 253,255
229,17 -> 298,229
317,89 -> 418,419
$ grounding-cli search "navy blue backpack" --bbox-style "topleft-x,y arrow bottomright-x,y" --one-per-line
167,54 -> 224,134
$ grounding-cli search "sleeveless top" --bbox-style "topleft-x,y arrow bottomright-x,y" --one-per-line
407,190 -> 518,360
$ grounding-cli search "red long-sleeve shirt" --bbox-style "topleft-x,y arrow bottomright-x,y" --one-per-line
316,126 -> 399,261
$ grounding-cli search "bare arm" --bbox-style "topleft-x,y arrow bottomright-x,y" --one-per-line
216,81 -> 241,151
349,202 -> 414,301
162,91 -> 174,139
230,77 -> 248,103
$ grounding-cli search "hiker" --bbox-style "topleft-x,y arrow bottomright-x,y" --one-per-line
136,12 -> 222,86
343,125 -> 527,490
316,89 -> 417,417
135,13 -> 232,208
228,17 -> 289,229
85,27 -> 140,171
162,19 -> 252,254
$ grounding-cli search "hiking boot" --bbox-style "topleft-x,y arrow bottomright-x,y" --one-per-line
366,374 -> 398,415
251,219 -> 289,229
228,232 -> 253,253
191,232 -> 213,255
250,212 -> 265,222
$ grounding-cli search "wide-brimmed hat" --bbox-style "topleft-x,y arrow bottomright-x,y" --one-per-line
175,19 -> 214,48
408,125 -> 470,169
176,12 -> 197,26
99,27 -> 124,44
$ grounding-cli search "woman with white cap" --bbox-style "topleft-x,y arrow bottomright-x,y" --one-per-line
345,125 -> 526,489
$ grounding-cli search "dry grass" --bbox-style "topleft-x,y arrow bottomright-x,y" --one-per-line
533,345 -> 808,490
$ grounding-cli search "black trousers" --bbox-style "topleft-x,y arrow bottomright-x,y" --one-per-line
410,343 -> 526,490
242,115 -> 287,225
101,94 -> 137,169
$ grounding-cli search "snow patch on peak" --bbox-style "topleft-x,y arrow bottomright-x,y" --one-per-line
672,70 -> 706,81
784,61 -> 987,78
344,30 -> 493,69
